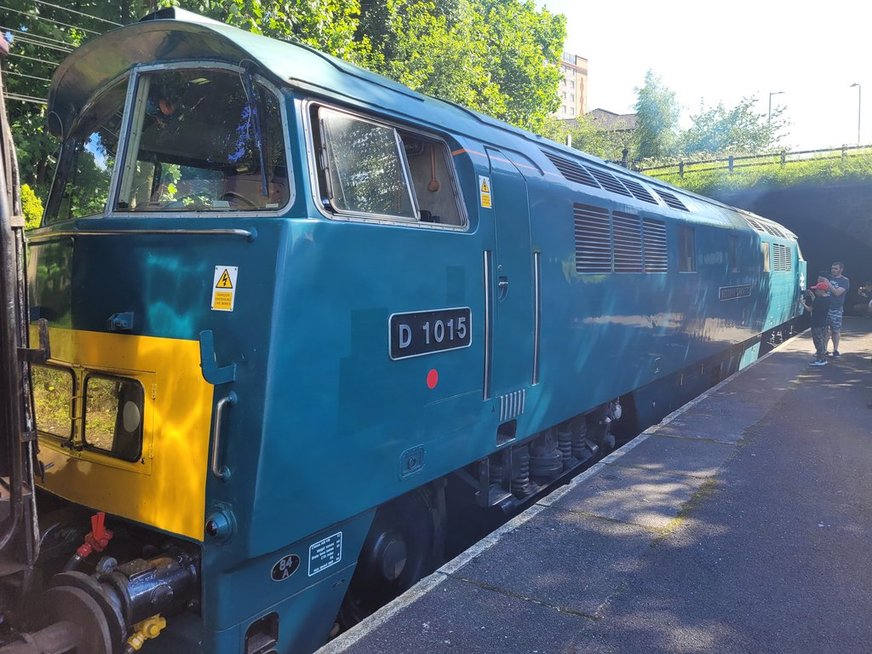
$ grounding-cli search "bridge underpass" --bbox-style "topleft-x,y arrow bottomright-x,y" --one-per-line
716,180 -> 872,309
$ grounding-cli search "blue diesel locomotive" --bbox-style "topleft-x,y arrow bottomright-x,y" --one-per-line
0,8 -> 805,654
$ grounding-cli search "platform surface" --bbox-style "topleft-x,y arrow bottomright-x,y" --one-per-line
322,318 -> 872,654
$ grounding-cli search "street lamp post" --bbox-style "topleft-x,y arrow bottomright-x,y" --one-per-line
768,91 -> 785,124
851,83 -> 861,145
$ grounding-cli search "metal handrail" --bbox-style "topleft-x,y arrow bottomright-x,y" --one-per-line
210,392 -> 237,482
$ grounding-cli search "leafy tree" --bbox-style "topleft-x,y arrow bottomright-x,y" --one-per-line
680,96 -> 787,156
634,70 -> 680,160
358,0 -> 491,107
196,0 -> 369,62
358,0 -> 564,132
472,0 -> 564,132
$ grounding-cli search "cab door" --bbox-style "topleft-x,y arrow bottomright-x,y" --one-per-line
485,147 -> 535,408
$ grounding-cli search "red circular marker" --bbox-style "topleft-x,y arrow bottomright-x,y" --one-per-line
426,369 -> 439,389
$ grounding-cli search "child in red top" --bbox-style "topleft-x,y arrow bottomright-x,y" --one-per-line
801,274 -> 832,366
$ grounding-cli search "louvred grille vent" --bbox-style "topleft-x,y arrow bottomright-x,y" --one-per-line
642,218 -> 668,272
574,204 -> 611,273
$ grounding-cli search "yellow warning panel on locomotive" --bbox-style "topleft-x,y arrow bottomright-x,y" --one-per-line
211,265 -> 238,311
479,175 -> 492,208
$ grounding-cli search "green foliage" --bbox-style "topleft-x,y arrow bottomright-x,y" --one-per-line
472,0 -> 565,132
193,0 -> 370,62
10,111 -> 58,202
359,0 -> 491,107
680,96 -> 786,156
647,149 -> 872,196
540,115 -> 634,162
359,0 -> 565,132
31,365 -> 73,438
634,70 -> 680,160
2,0 -> 145,201
20,183 -> 43,229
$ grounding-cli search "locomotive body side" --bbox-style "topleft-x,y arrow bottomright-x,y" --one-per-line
1,10 -> 805,654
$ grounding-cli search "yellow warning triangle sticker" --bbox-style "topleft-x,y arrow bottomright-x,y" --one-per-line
480,179 -> 490,193
216,269 -> 234,289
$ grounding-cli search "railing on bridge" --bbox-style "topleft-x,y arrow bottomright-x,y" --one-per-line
638,144 -> 872,179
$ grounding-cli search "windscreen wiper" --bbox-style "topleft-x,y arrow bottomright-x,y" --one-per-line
241,69 -> 269,198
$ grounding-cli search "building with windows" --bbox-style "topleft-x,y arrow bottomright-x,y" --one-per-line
556,52 -> 588,119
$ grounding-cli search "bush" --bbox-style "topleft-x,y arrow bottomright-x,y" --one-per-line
21,183 -> 43,230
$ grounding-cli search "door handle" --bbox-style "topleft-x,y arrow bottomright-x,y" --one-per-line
497,276 -> 509,300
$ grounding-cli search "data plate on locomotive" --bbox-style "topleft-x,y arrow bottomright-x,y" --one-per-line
389,307 -> 472,360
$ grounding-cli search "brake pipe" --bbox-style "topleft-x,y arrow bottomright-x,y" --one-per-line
62,512 -> 113,571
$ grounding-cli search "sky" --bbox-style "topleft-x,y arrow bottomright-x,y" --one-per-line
537,0 -> 871,150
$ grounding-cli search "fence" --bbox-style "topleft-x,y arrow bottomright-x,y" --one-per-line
637,144 -> 872,179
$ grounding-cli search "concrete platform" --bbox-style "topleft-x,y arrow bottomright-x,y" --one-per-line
322,317 -> 872,654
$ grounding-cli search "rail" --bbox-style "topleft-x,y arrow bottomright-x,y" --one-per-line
637,144 -> 872,178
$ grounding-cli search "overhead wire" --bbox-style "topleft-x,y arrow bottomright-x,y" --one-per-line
5,34 -> 72,53
2,4 -> 118,111
0,25 -> 76,48
6,52 -> 60,68
33,0 -> 121,26
0,5 -> 101,35
4,70 -> 52,83
4,93 -> 47,105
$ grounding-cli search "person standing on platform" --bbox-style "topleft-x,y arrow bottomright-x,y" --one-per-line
826,261 -> 850,358
803,275 -> 833,366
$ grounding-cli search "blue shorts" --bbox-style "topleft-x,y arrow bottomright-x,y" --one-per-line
827,308 -> 843,332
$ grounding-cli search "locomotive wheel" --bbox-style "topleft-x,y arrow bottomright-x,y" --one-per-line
338,488 -> 444,629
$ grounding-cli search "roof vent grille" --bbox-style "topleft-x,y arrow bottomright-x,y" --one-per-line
619,177 -> 658,204
586,167 -> 633,197
654,189 -> 689,211
542,152 -> 599,188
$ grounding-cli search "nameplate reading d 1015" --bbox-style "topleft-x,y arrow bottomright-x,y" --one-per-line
389,307 -> 472,360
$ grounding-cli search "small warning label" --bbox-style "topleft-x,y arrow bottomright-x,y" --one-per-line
479,175 -> 492,208
211,266 -> 238,312
216,269 -> 234,289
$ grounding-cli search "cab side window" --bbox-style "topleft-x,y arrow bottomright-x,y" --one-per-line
678,225 -> 696,272
45,78 -> 128,223
318,108 -> 416,219
313,105 -> 465,227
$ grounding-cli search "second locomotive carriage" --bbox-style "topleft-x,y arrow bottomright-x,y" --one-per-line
0,8 -> 805,654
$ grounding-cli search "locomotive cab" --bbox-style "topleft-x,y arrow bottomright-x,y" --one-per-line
12,10 -> 483,653
11,18 -> 334,654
